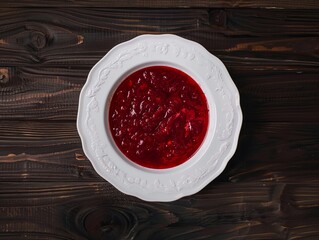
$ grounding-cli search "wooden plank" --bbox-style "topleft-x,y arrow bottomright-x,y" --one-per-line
0,6 -> 317,239
0,0 -> 319,9
0,182 -> 318,239
0,121 -> 318,183
235,70 -> 319,123
0,9 -> 318,66
214,9 -> 319,36
1,66 -> 318,121
220,122 -> 319,183
0,67 -> 83,120
0,121 -> 99,181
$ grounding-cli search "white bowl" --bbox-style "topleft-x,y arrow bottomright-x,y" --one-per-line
77,34 -> 242,202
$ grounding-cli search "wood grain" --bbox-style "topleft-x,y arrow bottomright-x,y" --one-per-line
0,121 -> 318,183
0,67 -> 83,120
1,0 -> 319,9
219,9 -> 319,36
0,5 -> 318,240
0,182 -> 318,239
0,9 -> 318,66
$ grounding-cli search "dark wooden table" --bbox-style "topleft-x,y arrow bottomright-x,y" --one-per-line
0,1 -> 318,239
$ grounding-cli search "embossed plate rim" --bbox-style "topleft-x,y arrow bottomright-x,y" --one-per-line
77,34 -> 242,202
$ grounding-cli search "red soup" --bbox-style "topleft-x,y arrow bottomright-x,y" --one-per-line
109,66 -> 209,169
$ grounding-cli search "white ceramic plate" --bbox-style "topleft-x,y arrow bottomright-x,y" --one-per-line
77,34 -> 242,202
